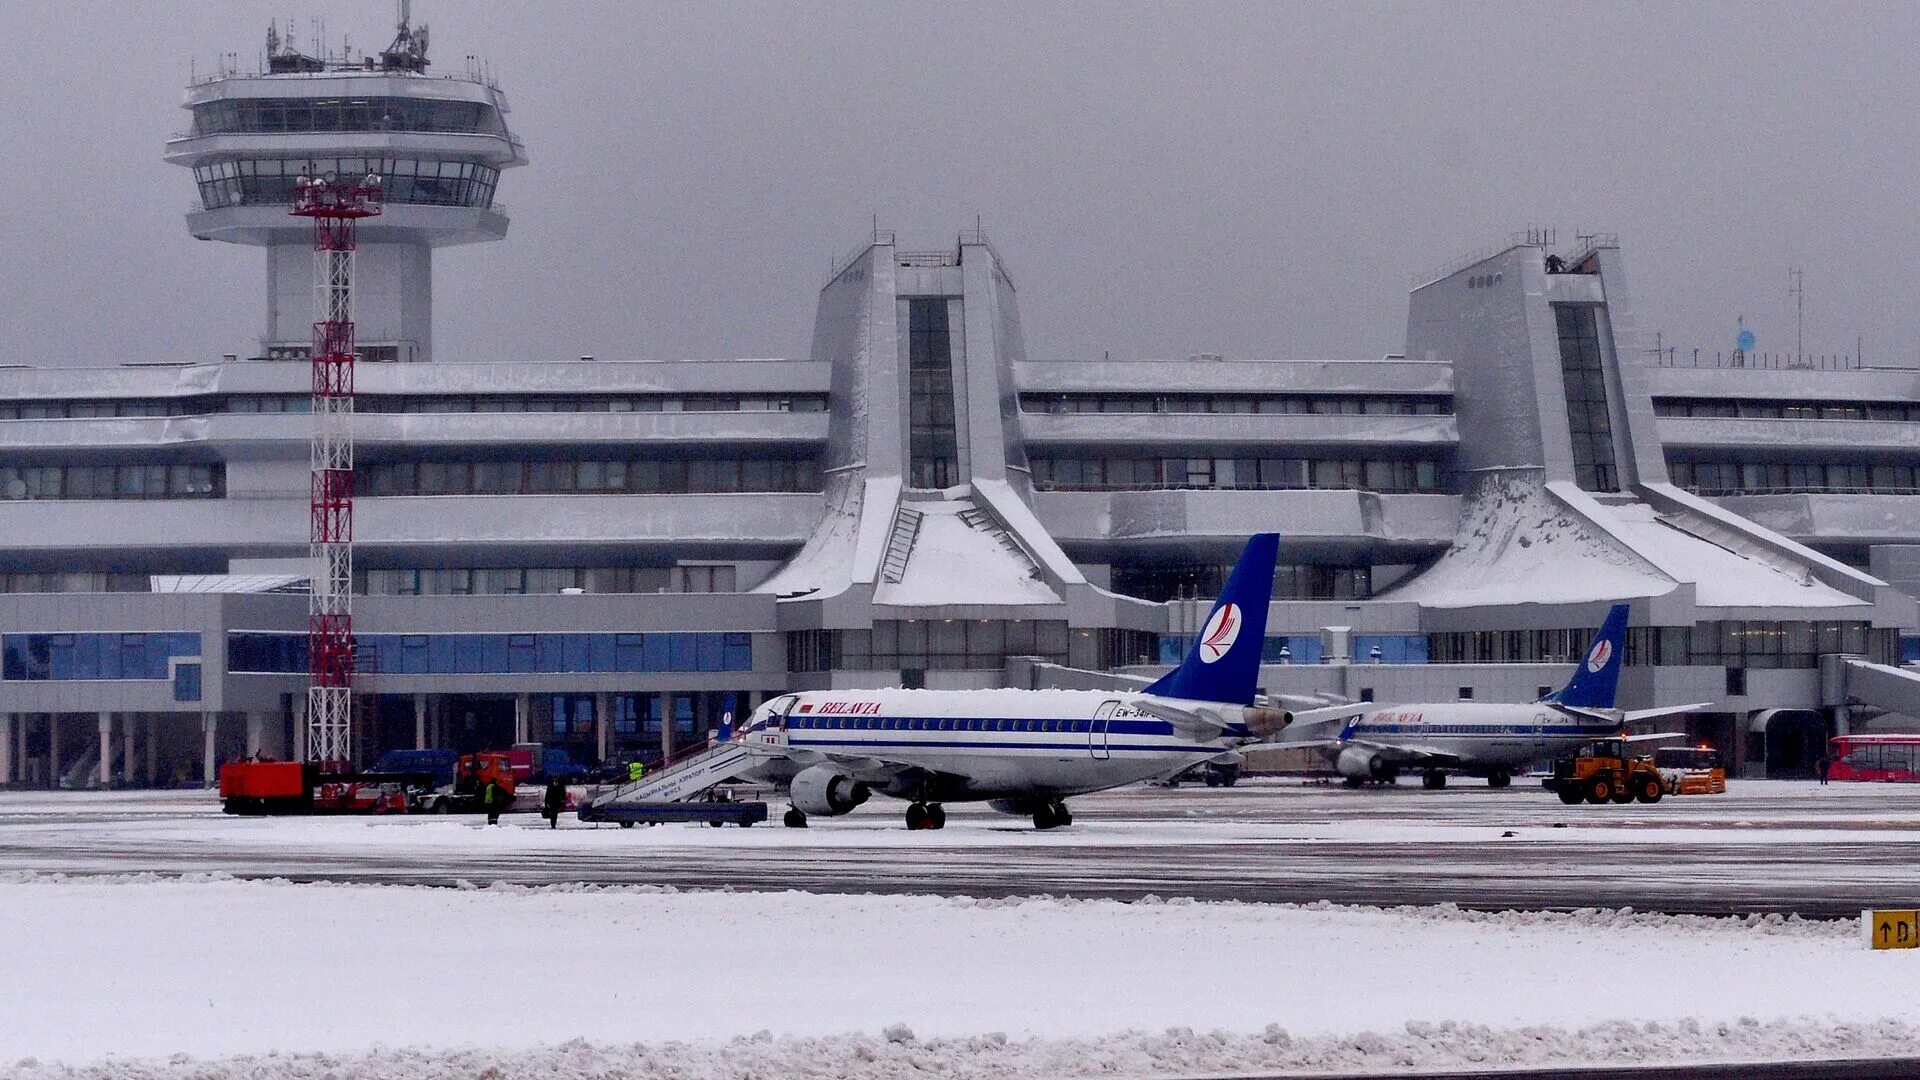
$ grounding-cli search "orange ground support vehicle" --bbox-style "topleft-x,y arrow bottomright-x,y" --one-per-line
1655,745 -> 1727,794
1543,739 -> 1666,805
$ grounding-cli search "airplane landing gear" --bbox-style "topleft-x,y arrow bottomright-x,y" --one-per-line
905,802 -> 947,830
1032,801 -> 1072,829
1422,770 -> 1447,789
783,807 -> 808,828
1486,770 -> 1511,789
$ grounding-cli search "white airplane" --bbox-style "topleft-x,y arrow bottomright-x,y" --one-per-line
1281,603 -> 1708,789
733,533 -> 1292,829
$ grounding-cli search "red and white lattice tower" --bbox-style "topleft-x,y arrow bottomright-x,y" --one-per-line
290,174 -> 381,769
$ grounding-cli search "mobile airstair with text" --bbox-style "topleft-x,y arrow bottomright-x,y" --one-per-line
576,737 -> 767,827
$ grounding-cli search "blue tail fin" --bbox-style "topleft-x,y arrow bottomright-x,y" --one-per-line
1144,533 -> 1279,705
1542,603 -> 1630,708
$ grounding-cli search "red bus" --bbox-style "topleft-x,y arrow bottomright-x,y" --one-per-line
1828,734 -> 1920,782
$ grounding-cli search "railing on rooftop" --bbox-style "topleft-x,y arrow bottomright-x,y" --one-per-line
1649,350 -> 1863,371
1689,484 -> 1920,498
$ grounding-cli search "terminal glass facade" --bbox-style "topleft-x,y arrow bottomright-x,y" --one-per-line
3,633 -> 201,681
227,631 -> 752,675
0,463 -> 222,500
908,299 -> 959,488
194,157 -> 499,210
1555,304 -> 1619,492
360,456 -> 821,496
191,97 -> 494,136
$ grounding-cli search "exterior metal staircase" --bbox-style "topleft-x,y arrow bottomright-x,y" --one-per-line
587,739 -> 754,808
957,506 -> 1043,580
880,506 -> 924,583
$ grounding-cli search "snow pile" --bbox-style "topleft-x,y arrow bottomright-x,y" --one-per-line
873,499 -> 1060,606
1379,470 -> 1670,606
755,476 -> 894,598
5,876 -> 1920,1074
11,1018 -> 1920,1078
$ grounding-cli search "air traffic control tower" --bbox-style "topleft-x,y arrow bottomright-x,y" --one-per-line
165,9 -> 526,363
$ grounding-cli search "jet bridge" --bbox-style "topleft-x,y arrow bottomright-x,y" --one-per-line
1839,658 -> 1920,723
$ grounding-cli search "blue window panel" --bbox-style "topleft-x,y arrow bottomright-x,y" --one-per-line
643,635 -> 671,671
169,633 -> 201,658
614,633 -> 645,672
479,635 -> 509,674
508,634 -> 536,674
47,635 -> 75,680
173,662 -> 202,702
401,635 -> 430,675
562,634 -> 592,673
3,638 -> 29,680
724,633 -> 753,670
695,634 -> 724,672
75,634 -> 104,680
428,635 -> 459,674
589,635 -> 616,673
535,634 -> 564,673
1903,636 -> 1920,664
667,634 -> 696,672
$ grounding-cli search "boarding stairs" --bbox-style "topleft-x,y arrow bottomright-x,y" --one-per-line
880,506 -> 924,583
586,738 -> 756,809
957,505 -> 1043,580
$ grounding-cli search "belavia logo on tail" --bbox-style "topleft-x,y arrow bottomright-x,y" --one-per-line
1586,638 -> 1613,673
1199,602 -> 1243,663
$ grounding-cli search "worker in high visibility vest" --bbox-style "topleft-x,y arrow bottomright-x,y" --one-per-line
628,760 -> 646,783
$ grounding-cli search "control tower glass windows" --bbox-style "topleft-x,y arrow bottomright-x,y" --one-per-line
908,299 -> 960,488
194,157 -> 499,211
1554,304 -> 1620,492
191,98 -> 495,137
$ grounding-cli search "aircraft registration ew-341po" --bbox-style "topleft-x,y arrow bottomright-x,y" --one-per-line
733,533 -> 1291,829
1281,603 -> 1709,789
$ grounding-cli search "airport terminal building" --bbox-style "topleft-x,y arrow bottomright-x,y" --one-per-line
5,26 -> 1920,789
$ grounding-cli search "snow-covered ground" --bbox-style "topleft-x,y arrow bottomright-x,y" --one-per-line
3,874 -> 1919,1078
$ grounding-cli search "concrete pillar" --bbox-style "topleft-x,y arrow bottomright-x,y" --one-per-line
414,693 -> 429,750
595,691 -> 611,763
48,714 -> 61,790
0,714 -> 12,787
659,693 -> 674,760
201,713 -> 218,788
292,696 -> 307,763
122,714 -> 136,786
144,716 -> 157,787
514,693 -> 530,745
97,713 -> 113,790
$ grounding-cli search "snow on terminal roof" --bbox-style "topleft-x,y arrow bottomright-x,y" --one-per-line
873,500 -> 1061,607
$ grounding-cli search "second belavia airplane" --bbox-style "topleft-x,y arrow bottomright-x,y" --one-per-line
1280,603 -> 1709,789
733,533 -> 1292,829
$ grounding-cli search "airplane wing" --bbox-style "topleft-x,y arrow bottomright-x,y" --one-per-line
1273,736 -> 1462,769
1343,738 -> 1463,768
1286,703 -> 1369,729
1624,703 -> 1715,723
1622,731 -> 1691,744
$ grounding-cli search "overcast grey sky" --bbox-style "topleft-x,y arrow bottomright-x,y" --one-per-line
2,1 -> 1915,369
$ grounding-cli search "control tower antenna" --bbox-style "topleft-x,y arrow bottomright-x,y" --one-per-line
290,171 -> 382,769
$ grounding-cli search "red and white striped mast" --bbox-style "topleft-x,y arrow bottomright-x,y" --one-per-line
290,172 -> 381,770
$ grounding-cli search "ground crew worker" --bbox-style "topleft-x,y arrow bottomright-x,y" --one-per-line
541,776 -> 566,829
628,759 -> 645,783
1816,756 -> 1831,785
483,776 -> 503,826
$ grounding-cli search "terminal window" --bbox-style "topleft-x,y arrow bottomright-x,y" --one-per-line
908,299 -> 960,488
1554,304 -> 1620,492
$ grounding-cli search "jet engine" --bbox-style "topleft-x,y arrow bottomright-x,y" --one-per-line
789,765 -> 871,817
1335,745 -> 1386,781
1242,706 -> 1292,738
